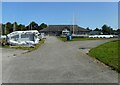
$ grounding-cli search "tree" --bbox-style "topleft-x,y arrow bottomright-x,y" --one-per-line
117,29 -> 120,32
109,27 -> 114,34
25,25 -> 29,30
38,23 -> 47,30
94,28 -> 100,31
13,22 -> 18,31
6,22 -> 13,34
86,27 -> 90,30
1,22 -> 47,33
21,25 -> 26,31
17,24 -> 26,31
102,25 -> 114,34
29,21 -> 38,30
102,24 -> 112,34
86,27 -> 92,31
1,24 -> 5,35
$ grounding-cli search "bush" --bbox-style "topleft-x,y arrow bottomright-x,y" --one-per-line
0,39 -> 10,46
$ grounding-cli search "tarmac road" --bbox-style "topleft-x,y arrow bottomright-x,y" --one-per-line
2,36 -> 118,83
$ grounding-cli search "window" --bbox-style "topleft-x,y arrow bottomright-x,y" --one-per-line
11,34 -> 19,41
21,34 -> 29,38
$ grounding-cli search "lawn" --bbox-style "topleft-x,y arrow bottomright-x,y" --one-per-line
89,40 -> 119,72
1,39 -> 45,52
58,37 -> 108,42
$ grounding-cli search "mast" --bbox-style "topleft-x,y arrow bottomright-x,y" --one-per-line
29,24 -> 30,30
31,24 -> 32,30
5,24 -> 6,35
73,13 -> 75,35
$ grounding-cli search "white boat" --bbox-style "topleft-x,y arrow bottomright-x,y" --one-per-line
0,35 -> 6,39
7,30 -> 40,46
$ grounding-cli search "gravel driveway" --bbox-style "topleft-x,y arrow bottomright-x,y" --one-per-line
2,36 -> 118,83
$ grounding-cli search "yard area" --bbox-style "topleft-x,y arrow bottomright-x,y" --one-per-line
2,36 -> 118,83
89,40 -> 119,72
58,37 -> 110,42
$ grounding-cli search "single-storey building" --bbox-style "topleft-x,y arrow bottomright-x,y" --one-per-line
89,31 -> 103,35
40,25 -> 90,36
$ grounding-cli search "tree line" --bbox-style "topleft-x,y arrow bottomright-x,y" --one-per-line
86,24 -> 119,35
1,21 -> 47,35
1,22 -> 119,35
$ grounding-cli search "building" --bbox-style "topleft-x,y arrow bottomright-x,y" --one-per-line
40,25 -> 90,36
89,31 -> 103,35
62,29 -> 71,36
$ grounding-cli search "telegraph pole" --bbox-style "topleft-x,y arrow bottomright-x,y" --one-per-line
5,24 -> 6,35
29,24 -> 30,30
73,12 -> 75,35
31,24 -> 32,30
13,22 -> 16,32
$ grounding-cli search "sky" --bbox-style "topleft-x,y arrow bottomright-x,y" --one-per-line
1,0 -> 119,2
2,2 -> 118,29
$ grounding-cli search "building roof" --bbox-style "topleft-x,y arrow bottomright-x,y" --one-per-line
89,31 -> 102,34
40,25 -> 89,32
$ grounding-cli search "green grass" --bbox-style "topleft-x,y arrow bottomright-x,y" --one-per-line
57,37 -> 108,42
89,40 -> 119,72
1,39 -> 45,52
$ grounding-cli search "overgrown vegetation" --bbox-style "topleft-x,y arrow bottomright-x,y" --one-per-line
89,40 -> 119,72
0,39 -> 10,47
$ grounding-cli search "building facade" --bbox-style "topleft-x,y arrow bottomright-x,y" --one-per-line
40,25 -> 90,36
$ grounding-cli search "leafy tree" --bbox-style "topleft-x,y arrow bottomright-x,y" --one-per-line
117,29 -> 120,32
17,24 -> 26,31
1,22 -> 47,33
86,27 -> 92,31
102,24 -> 113,34
1,24 -> 5,35
6,22 -> 13,34
38,23 -> 47,30
109,27 -> 114,34
94,28 -> 100,31
25,25 -> 30,30
30,21 -> 38,30
13,22 -> 18,31
21,25 -> 26,31
86,27 -> 90,30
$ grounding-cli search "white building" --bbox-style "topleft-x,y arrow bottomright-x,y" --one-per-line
62,29 -> 71,36
7,30 -> 40,46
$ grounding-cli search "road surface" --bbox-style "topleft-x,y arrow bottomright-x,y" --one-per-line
2,36 -> 118,83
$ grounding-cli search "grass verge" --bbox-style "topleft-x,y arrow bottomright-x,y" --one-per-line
1,39 -> 45,53
57,37 -> 108,42
89,40 -> 119,72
